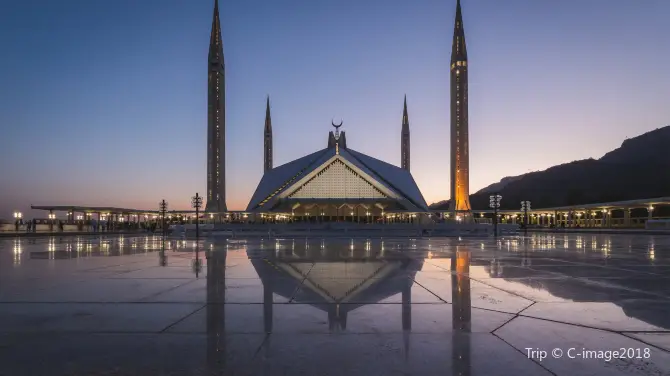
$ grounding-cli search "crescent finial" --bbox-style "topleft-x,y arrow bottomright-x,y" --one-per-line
331,119 -> 343,129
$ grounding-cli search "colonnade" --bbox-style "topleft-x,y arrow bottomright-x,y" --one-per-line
473,205 -> 663,228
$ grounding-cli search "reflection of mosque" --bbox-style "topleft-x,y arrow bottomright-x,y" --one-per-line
204,239 -> 473,374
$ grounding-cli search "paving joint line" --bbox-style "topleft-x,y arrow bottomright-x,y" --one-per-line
157,304 -> 206,333
491,331 -> 559,376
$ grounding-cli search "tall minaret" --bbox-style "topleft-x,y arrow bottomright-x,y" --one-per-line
448,0 -> 472,215
206,0 -> 227,213
401,95 -> 410,171
264,95 -> 273,172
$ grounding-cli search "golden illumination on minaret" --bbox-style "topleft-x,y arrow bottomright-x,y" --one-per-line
449,0 -> 472,215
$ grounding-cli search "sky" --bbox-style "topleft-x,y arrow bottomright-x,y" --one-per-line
1,0 -> 669,218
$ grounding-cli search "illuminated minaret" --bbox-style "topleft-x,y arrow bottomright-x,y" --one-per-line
401,95 -> 410,171
449,0 -> 472,214
205,0 -> 227,213
264,96 -> 273,172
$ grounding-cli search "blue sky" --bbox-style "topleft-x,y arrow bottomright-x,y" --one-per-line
1,0 -> 669,217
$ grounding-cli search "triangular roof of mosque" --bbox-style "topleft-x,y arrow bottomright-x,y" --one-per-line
246,146 -> 429,212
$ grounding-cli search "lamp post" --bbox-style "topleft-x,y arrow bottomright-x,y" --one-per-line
520,201 -> 531,234
159,199 -> 168,236
191,193 -> 203,240
13,211 -> 23,231
159,200 -> 168,264
191,193 -> 203,277
489,194 -> 502,237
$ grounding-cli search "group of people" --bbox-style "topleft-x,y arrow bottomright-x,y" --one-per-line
11,218 -> 168,234
14,219 -> 64,232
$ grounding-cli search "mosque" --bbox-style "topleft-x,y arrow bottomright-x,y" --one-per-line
246,114 -> 429,222
29,0 -> 473,224
205,0 -> 473,222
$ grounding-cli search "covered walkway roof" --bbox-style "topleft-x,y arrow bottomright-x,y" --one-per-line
31,205 -> 160,214
30,205 -> 253,216
456,196 -> 670,214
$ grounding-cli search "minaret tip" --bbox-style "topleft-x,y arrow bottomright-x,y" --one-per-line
451,0 -> 467,62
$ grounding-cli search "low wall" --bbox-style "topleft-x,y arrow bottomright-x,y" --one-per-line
175,223 -> 518,238
0,223 -> 83,233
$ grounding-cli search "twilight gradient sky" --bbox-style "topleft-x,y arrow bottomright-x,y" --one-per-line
1,0 -> 669,218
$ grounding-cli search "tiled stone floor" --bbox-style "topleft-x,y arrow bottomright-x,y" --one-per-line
1,234 -> 670,375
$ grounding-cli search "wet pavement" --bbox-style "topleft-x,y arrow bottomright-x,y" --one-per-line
1,234 -> 669,376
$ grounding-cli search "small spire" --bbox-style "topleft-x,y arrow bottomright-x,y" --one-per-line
264,95 -> 273,172
264,95 -> 272,132
401,95 -> 410,171
402,95 -> 409,126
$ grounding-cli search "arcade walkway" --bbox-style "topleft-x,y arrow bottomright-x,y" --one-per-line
1,235 -> 669,375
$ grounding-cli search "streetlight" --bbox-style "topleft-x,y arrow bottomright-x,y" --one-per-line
13,211 -> 23,231
159,200 -> 168,238
520,201 -> 531,232
48,213 -> 56,232
490,194 -> 502,236
191,193 -> 203,239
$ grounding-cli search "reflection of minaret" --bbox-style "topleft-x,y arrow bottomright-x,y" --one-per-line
328,304 -> 348,332
402,274 -> 412,359
451,247 -> 471,376
448,0 -> 472,215
264,95 -> 273,173
206,249 -> 227,373
401,95 -> 410,171
205,0 -> 227,213
263,252 -> 274,334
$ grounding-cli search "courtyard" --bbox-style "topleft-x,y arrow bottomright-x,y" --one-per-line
0,234 -> 669,375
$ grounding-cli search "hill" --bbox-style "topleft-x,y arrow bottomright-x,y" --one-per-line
430,126 -> 670,210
